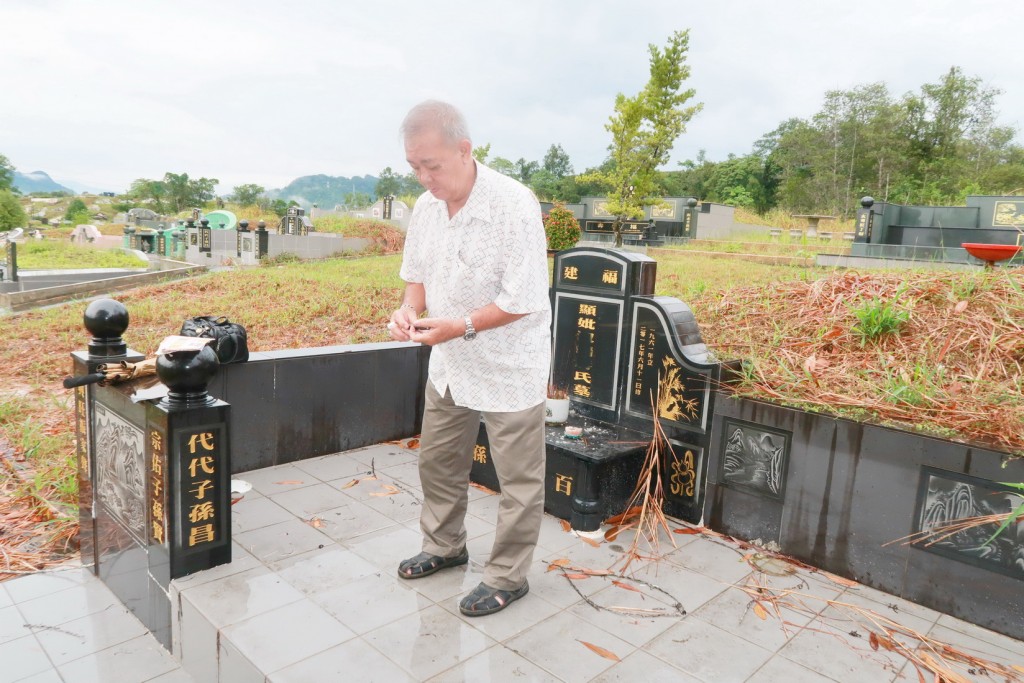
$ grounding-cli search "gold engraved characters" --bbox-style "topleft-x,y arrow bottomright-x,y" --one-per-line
554,474 -> 573,496
149,428 -> 166,544
573,302 -> 597,399
184,430 -> 218,548
669,449 -> 696,498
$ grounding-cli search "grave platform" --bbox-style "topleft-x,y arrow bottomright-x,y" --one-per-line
5,442 -> 1023,682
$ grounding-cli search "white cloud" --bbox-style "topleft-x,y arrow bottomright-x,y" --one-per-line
1,0 -> 1019,194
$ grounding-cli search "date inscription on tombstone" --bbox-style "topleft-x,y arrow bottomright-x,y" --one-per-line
625,301 -> 712,434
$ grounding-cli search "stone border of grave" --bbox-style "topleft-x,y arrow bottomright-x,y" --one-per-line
703,392 -> 1024,640
0,260 -> 206,312
208,342 -> 430,473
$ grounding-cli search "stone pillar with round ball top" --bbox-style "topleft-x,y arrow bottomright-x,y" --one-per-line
67,298 -> 232,650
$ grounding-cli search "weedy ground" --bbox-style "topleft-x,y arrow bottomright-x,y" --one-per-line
1,239 -> 1021,575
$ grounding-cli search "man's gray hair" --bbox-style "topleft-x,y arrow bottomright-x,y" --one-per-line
400,100 -> 471,145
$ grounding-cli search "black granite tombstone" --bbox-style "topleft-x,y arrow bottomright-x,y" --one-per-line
256,220 -> 269,258
199,218 -> 212,255
471,247 -> 722,529
236,219 -> 249,258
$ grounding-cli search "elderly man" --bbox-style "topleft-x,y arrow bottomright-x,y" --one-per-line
388,100 -> 551,616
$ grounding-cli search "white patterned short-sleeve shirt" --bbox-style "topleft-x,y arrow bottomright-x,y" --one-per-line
400,162 -> 552,412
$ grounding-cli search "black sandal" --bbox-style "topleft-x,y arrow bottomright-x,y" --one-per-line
459,581 -> 529,616
397,547 -> 468,579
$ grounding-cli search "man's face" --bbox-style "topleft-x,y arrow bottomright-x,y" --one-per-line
405,129 -> 473,205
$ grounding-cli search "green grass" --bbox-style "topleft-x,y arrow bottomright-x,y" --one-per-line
850,295 -> 911,345
12,241 -> 147,269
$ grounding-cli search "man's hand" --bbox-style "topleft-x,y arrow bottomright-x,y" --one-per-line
407,317 -> 463,346
387,306 -> 419,342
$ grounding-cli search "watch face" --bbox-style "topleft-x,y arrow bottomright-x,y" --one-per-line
464,330 -> 476,340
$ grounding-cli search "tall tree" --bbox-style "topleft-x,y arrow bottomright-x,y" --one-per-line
161,172 -> 218,213
472,143 -> 491,163
127,178 -> 167,213
375,167 -> 402,198
542,144 -> 574,178
231,183 -> 265,207
489,156 -> 517,177
399,172 -> 424,196
579,30 -> 702,245
0,154 -> 14,192
514,158 -> 540,184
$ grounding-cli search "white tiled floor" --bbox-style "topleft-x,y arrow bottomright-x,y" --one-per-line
3,442 -> 1023,682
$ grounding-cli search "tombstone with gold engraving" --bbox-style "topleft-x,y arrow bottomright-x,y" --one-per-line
472,247 -> 722,529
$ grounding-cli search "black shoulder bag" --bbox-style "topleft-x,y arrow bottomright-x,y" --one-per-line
179,316 -> 249,364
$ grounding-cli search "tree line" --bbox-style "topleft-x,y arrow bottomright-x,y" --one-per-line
457,66 -> 1023,221
6,61 -> 1019,232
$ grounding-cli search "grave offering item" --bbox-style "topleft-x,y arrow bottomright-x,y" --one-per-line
545,393 -> 570,425
69,299 -> 232,650
961,242 -> 1022,269
472,247 -> 722,529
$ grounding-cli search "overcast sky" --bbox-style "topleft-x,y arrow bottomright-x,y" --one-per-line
2,0 -> 1019,195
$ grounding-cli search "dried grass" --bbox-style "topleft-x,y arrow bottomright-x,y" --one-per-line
696,269 -> 1024,455
737,567 -> 1024,682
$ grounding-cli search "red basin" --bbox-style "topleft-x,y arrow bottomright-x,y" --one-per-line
961,243 -> 1022,263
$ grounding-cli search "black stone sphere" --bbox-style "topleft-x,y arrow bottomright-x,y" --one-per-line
861,196 -> 875,208
84,299 -> 129,340
239,220 -> 249,231
687,198 -> 698,208
157,345 -> 220,403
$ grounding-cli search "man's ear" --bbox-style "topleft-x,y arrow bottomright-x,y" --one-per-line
458,139 -> 473,160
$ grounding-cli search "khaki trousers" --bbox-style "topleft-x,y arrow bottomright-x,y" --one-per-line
417,380 -> 546,591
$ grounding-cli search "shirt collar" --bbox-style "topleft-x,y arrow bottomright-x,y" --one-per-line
460,162 -> 493,223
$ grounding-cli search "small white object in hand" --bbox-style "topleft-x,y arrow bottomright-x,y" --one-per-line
387,322 -> 395,330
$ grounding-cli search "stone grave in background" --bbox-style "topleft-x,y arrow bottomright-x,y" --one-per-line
835,195 -> 1024,266
472,246 -> 723,530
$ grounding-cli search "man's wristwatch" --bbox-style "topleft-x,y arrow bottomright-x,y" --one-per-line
463,315 -> 477,341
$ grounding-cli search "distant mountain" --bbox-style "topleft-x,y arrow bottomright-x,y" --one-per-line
268,174 -> 379,210
61,178 -> 116,195
13,170 -> 74,195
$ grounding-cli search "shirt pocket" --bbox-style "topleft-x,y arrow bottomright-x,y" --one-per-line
456,236 -> 503,278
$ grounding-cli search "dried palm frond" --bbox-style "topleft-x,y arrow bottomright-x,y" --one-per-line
612,385 -> 677,574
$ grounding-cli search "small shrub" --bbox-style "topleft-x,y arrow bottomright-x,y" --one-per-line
543,204 -> 581,251
63,199 -> 87,221
850,297 -> 909,345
